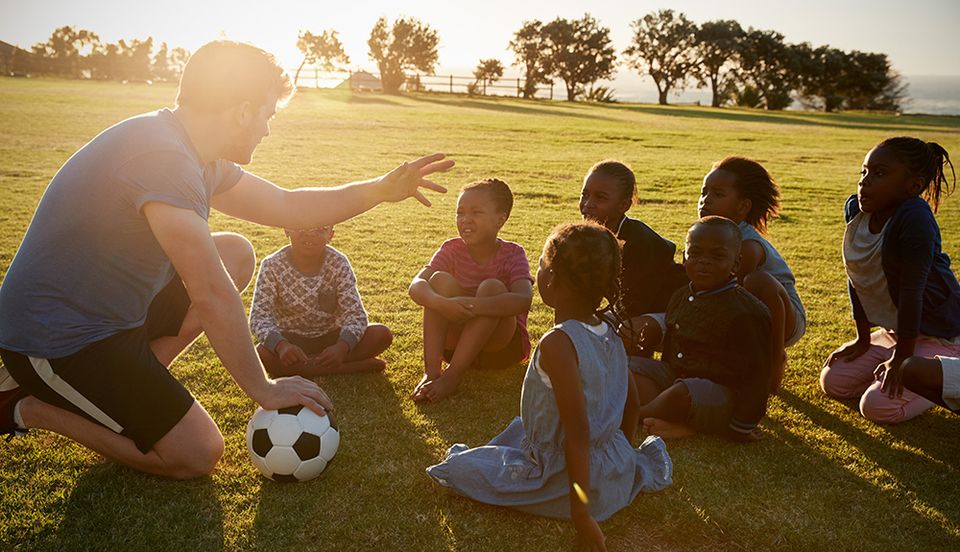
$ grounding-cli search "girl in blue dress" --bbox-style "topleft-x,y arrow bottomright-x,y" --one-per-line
427,222 -> 672,550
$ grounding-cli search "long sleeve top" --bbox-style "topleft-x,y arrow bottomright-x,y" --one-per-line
250,246 -> 368,353
844,194 -> 960,340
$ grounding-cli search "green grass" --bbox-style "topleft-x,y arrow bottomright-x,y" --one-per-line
1,77 -> 959,551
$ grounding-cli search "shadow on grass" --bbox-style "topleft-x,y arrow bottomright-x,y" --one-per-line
39,464 -> 224,549
776,389 -> 959,539
246,373 -> 456,551
589,103 -> 960,134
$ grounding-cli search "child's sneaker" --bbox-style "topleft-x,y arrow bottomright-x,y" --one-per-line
1,386 -> 27,441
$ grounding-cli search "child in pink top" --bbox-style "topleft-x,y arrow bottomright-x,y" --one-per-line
409,179 -> 534,402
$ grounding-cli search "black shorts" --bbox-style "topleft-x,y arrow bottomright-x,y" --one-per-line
281,329 -> 342,355
0,275 -> 194,454
443,325 -> 525,369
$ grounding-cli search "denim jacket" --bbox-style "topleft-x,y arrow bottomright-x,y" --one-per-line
844,194 -> 960,339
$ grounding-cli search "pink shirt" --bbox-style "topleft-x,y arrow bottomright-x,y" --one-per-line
428,238 -> 533,359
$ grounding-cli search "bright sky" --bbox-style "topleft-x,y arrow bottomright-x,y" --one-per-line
2,0 -> 958,76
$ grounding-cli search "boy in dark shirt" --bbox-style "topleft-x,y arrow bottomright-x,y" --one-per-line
630,216 -> 772,441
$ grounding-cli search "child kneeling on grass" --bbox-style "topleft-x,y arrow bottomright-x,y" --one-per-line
409,178 -> 534,403
426,222 -> 671,550
250,226 -> 393,377
631,216 -> 772,441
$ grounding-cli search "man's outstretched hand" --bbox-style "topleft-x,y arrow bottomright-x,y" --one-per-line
377,153 -> 454,206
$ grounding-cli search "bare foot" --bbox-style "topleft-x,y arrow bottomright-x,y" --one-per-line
412,373 -> 439,402
643,417 -> 697,439
419,370 -> 463,403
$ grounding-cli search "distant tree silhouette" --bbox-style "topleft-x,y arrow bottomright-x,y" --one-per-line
470,58 -> 503,95
508,20 -> 551,99
295,30 -> 349,86
368,17 -> 439,95
31,26 -> 99,77
694,20 -> 744,107
169,47 -> 190,78
152,42 -> 173,81
736,29 -> 803,110
624,9 -> 701,105
542,14 -> 616,101
842,51 -> 906,111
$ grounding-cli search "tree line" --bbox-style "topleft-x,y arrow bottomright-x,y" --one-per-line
3,26 -> 189,82
9,11 -> 906,112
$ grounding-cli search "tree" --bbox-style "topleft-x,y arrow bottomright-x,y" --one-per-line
169,47 -> 190,78
736,29 -> 803,110
795,46 -> 851,112
843,51 -> 907,111
694,19 -> 744,107
542,14 -> 617,101
31,26 -> 99,77
295,30 -> 349,87
368,17 -> 439,95
623,9 -> 701,105
471,58 -> 503,95
509,20 -> 551,99
152,42 -> 173,81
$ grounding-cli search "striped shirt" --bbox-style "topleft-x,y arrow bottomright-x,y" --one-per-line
427,238 -> 533,359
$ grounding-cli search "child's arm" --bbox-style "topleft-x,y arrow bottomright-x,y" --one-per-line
726,310 -> 772,441
408,266 -> 475,323
332,257 -> 368,352
826,281 -> 874,365
736,239 -> 766,280
451,279 -> 533,317
539,330 -> 605,549
249,259 -> 285,352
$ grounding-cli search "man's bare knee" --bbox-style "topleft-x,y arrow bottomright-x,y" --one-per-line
156,403 -> 225,479
213,232 -> 256,291
428,271 -> 460,297
476,278 -> 508,297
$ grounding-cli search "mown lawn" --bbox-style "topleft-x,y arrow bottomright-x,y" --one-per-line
0,78 -> 958,551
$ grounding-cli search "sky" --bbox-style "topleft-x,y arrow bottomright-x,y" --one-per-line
1,0 -> 958,77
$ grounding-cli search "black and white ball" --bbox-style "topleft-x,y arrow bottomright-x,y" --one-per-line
246,405 -> 340,482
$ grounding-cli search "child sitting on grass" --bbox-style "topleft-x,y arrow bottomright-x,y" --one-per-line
426,222 -> 671,550
821,137 -> 959,424
578,160 -> 688,359
409,178 -> 534,403
250,226 -> 393,377
698,157 -> 806,392
631,216 -> 772,441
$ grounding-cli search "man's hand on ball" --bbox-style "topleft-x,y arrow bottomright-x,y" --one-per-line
259,376 -> 333,417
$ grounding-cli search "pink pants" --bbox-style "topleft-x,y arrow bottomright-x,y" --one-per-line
820,329 -> 960,424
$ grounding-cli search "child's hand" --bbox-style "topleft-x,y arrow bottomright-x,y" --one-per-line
877,356 -> 905,398
277,341 -> 309,367
825,338 -> 871,366
437,297 -> 474,323
572,513 -> 606,552
315,341 -> 349,372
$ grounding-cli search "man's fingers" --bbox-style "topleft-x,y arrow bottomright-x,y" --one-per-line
420,159 -> 456,176
412,190 -> 432,207
409,152 -> 446,170
419,178 -> 447,194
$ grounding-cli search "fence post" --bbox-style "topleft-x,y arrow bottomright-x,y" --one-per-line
449,74 -> 453,94
483,80 -> 486,96
517,77 -> 521,98
314,66 -> 318,88
549,81 -> 553,100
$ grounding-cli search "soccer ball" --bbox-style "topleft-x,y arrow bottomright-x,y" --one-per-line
246,405 -> 340,482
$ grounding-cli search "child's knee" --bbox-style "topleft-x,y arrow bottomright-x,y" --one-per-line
819,365 -> 852,398
368,324 -> 394,348
428,271 -> 459,296
476,278 -> 508,297
859,385 -> 905,424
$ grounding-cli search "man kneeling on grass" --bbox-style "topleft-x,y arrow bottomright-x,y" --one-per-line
629,216 -> 773,442
0,40 -> 452,479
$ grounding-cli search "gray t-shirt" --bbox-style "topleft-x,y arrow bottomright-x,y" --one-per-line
0,109 -> 244,357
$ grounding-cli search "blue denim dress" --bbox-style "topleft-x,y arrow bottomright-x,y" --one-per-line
426,319 -> 672,521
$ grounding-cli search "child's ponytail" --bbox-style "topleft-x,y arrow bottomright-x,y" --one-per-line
877,137 -> 956,213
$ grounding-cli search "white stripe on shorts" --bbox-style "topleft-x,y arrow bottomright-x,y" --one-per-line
28,356 -> 124,434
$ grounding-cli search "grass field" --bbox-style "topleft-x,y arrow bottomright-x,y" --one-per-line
1,77 -> 958,551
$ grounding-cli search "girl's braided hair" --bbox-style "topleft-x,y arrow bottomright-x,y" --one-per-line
542,222 -> 623,321
587,160 -> 637,205
876,137 -> 956,213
